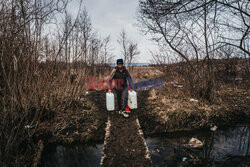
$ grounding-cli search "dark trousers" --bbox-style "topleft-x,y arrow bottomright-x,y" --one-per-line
115,86 -> 128,110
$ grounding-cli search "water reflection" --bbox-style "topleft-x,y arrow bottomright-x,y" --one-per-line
146,126 -> 250,167
212,126 -> 249,161
41,144 -> 103,167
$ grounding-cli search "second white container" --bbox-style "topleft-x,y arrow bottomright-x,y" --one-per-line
128,90 -> 137,109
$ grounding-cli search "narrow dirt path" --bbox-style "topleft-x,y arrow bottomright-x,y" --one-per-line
100,110 -> 152,167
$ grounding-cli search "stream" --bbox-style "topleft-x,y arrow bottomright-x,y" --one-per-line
41,125 -> 249,167
147,125 -> 249,166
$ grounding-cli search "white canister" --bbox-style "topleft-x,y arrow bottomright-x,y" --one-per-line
106,92 -> 115,111
128,90 -> 137,109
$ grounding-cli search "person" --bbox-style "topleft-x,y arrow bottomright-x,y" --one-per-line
108,58 -> 135,118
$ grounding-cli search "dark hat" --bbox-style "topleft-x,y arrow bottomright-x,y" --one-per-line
116,58 -> 123,65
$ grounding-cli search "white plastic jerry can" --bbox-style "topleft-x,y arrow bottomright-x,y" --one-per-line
106,92 -> 115,111
128,90 -> 137,109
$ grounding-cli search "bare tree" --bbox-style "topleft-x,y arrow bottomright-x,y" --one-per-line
118,29 -> 140,66
137,0 -> 250,100
128,41 -> 140,65
102,35 -> 114,65
78,8 -> 92,64
118,29 -> 129,64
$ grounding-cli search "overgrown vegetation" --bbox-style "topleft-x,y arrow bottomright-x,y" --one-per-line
0,0 -> 113,166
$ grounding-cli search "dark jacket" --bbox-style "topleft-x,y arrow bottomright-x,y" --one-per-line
108,66 -> 135,90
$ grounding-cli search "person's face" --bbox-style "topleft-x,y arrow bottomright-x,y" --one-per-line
117,64 -> 123,68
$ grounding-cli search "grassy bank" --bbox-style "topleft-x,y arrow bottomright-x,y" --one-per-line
136,65 -> 250,136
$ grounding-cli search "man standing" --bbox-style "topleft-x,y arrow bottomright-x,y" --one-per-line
108,58 -> 135,117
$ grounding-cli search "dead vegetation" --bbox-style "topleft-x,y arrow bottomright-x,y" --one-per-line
137,61 -> 250,136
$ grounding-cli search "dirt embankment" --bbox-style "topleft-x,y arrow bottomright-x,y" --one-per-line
35,90 -> 107,145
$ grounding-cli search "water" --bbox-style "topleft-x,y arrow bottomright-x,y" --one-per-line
146,125 -> 250,167
41,126 -> 249,167
41,144 -> 103,167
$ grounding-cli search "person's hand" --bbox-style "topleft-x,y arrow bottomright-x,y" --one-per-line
108,89 -> 112,93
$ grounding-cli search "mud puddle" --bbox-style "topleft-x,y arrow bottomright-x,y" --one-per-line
146,125 -> 250,167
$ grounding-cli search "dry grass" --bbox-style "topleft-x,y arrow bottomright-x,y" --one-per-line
135,64 -> 250,135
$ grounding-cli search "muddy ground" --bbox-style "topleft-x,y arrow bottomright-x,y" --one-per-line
101,111 -> 152,167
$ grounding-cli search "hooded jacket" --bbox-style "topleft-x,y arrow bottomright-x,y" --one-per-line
108,66 -> 135,90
